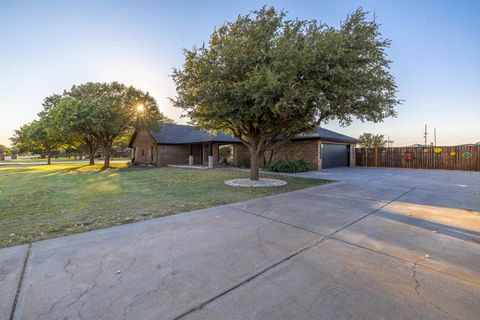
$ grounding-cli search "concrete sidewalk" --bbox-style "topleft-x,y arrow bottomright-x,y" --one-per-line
1,168 -> 479,319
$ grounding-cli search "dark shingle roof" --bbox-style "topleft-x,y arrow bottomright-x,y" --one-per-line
143,124 -> 358,145
293,127 -> 359,143
149,124 -> 240,144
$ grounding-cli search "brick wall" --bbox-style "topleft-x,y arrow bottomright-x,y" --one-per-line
158,144 -> 190,166
266,140 -> 320,170
233,144 -> 250,167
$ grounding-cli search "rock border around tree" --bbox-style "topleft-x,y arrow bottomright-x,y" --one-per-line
224,178 -> 287,188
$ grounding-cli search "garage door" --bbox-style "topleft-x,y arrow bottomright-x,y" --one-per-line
322,143 -> 349,168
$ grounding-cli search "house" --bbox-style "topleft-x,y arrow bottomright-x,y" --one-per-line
129,124 -> 358,170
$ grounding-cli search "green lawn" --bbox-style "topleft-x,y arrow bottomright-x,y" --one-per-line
0,157 -> 128,162
0,163 -> 328,248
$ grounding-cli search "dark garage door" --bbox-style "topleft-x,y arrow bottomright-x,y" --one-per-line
322,143 -> 349,168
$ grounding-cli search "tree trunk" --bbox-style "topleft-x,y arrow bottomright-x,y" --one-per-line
102,143 -> 112,169
47,151 -> 51,165
88,144 -> 96,165
249,147 -> 260,180
267,149 -> 276,166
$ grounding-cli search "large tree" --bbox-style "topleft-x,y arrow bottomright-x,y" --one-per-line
52,97 -> 100,165
65,82 -> 171,169
358,132 -> 387,148
172,7 -> 400,180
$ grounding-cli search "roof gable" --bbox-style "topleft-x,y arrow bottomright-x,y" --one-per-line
293,127 -> 359,143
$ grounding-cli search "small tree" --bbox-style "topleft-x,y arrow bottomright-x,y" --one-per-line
11,95 -> 70,164
172,7 -> 400,180
10,119 -> 64,164
359,133 -> 387,148
0,144 -> 10,155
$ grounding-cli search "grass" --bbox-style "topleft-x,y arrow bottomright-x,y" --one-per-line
1,157 -> 128,162
0,163 -> 328,248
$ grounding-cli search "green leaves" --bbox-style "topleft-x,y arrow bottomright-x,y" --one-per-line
11,82 -> 173,167
172,7 -> 400,179
172,7 -> 400,142
172,6 -> 400,178
359,132 -> 387,148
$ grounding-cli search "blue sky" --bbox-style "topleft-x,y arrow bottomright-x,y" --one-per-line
1,0 -> 479,146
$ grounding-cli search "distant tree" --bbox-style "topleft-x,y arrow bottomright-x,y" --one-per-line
112,131 -> 132,157
219,145 -> 232,157
358,132 -> 387,148
11,94 -> 68,164
172,7 -> 400,180
10,119 -> 64,165
65,82 -> 172,169
9,147 -> 20,156
0,144 -> 10,155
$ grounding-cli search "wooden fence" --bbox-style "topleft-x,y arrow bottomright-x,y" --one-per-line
355,145 -> 480,171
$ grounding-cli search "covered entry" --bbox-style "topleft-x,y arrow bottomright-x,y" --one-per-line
322,143 -> 349,168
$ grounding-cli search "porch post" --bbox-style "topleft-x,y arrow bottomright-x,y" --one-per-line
189,144 -> 193,166
208,143 -> 214,168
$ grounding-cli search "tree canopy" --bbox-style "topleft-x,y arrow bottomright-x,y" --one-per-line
11,82 -> 172,167
63,82 -> 172,168
172,7 -> 400,180
0,144 -> 10,155
358,132 -> 387,148
10,119 -> 64,164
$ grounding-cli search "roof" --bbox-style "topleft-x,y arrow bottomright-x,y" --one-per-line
130,124 -> 358,146
148,124 -> 240,144
293,127 -> 359,143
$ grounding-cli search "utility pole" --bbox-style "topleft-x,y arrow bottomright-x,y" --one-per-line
423,124 -> 428,146
386,136 -> 394,148
434,128 -> 437,147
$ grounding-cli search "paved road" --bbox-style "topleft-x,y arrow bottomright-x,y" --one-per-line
1,168 -> 479,319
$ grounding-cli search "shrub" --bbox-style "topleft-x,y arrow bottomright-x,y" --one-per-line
265,159 -> 309,173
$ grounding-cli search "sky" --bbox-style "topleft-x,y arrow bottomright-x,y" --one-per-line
1,0 -> 479,147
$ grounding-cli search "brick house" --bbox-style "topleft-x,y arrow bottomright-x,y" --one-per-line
129,124 -> 358,170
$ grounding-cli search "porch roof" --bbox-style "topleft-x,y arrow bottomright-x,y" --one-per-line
149,124 -> 240,144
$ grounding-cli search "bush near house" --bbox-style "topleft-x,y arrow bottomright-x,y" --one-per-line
266,160 -> 309,173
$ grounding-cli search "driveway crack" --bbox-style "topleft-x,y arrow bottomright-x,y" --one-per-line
411,260 -> 460,320
9,243 -> 31,320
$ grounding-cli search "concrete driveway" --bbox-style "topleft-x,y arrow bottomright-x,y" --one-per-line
1,168 -> 479,320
